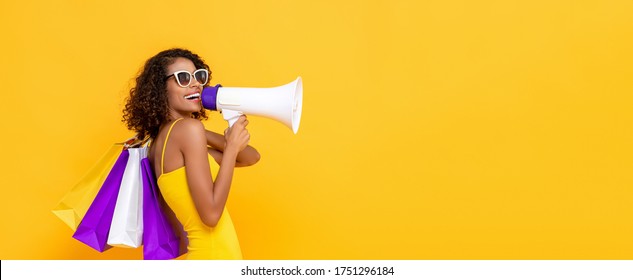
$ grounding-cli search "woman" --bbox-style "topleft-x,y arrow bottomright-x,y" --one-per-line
122,48 -> 260,259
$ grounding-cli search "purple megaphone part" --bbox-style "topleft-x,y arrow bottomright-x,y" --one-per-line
201,84 -> 222,111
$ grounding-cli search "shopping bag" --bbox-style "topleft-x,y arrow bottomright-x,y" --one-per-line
141,157 -> 185,260
73,149 -> 129,252
106,146 -> 147,248
52,144 -> 123,231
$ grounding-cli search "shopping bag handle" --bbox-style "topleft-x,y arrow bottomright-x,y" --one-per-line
123,135 -> 151,149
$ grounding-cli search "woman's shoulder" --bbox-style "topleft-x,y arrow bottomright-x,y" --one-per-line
168,118 -> 206,140
172,117 -> 204,128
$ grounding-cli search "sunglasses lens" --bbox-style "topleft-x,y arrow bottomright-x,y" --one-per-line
176,72 -> 191,87
195,70 -> 208,85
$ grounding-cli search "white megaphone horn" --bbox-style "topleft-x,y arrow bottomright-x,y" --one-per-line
201,77 -> 303,134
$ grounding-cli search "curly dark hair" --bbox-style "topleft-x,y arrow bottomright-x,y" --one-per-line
122,48 -> 210,139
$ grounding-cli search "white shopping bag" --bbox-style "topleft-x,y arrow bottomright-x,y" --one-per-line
107,145 -> 147,248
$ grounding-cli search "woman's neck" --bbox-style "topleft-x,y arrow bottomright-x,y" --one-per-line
167,109 -> 190,121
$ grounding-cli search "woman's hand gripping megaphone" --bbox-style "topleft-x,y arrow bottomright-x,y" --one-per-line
223,115 -> 250,153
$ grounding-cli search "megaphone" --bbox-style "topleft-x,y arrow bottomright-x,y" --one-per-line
201,77 -> 303,134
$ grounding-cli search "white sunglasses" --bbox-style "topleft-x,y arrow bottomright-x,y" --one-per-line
164,69 -> 209,87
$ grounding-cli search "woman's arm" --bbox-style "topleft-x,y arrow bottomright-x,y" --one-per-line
206,115 -> 260,167
174,118 -> 250,227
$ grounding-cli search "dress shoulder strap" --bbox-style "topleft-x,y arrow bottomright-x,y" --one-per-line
160,118 -> 184,175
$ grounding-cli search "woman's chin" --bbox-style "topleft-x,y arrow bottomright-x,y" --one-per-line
188,101 -> 203,111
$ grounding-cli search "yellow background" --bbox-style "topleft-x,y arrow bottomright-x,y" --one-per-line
0,0 -> 631,259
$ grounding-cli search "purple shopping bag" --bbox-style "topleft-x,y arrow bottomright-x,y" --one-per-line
141,157 -> 186,260
73,149 -> 129,252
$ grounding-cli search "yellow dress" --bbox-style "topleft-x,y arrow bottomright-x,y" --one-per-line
157,119 -> 243,260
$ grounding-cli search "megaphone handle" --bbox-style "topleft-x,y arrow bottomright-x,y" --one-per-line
222,109 -> 243,128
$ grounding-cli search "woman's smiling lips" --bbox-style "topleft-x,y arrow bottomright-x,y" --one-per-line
184,92 -> 201,101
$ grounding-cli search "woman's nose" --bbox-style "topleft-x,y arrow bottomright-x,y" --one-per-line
190,79 -> 202,88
